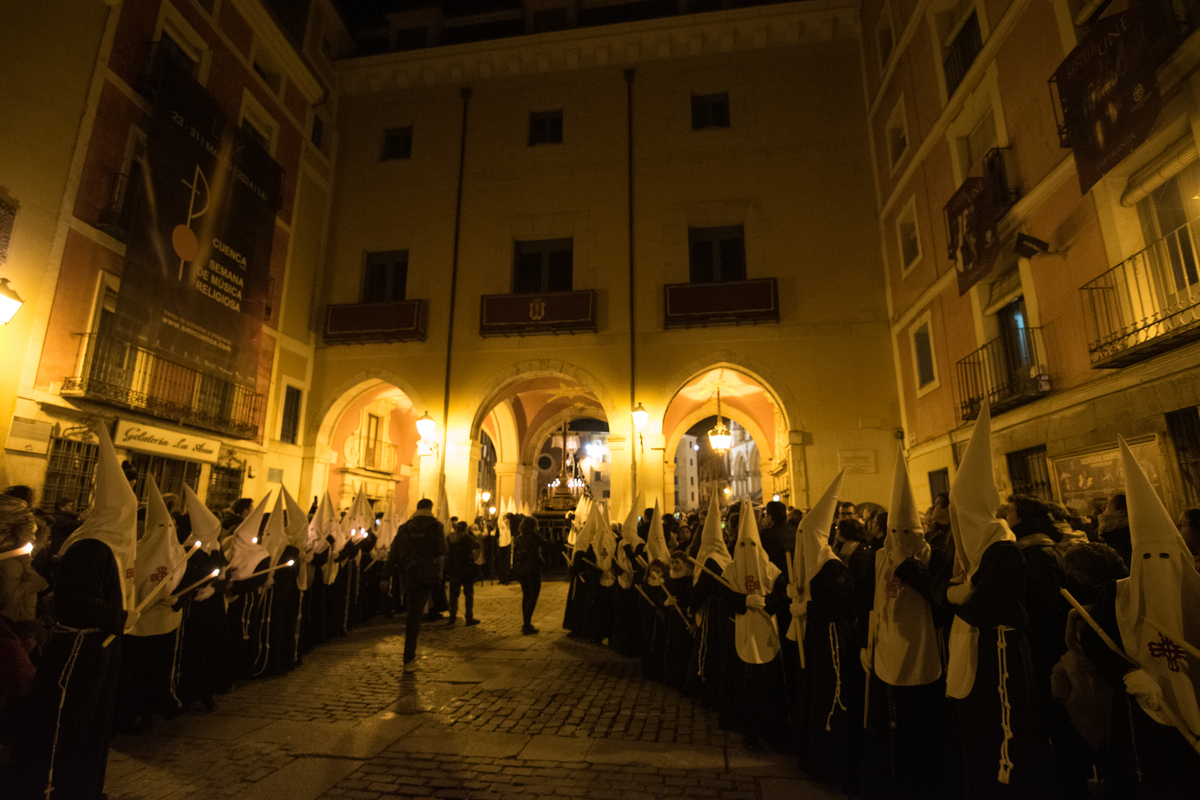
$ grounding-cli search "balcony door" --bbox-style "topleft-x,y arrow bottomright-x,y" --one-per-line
998,296 -> 1034,396
1138,164 -> 1200,309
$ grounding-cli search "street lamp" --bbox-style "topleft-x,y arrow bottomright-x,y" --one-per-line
631,403 -> 648,431
482,491 -> 491,503
708,389 -> 731,454
416,411 -> 438,456
0,278 -> 24,325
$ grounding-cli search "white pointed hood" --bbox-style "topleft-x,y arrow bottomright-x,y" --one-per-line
1115,437 -> 1200,733
789,470 -> 843,645
308,492 -> 332,554
946,402 -> 1015,699
730,500 -> 781,664
282,486 -> 311,590
646,499 -> 670,565
621,492 -> 646,548
227,493 -> 271,580
498,497 -> 514,547
948,402 -> 1014,583
61,423 -> 139,612
183,484 -> 222,555
567,494 -> 591,548
869,450 -> 941,686
436,481 -> 452,533
694,490 -> 732,584
372,490 -> 400,563
572,497 -> 598,558
132,477 -> 187,636
261,491 -> 288,565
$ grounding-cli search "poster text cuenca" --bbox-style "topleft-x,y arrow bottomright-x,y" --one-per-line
116,58 -> 280,388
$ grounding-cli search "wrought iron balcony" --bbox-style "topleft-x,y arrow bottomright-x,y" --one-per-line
479,290 -> 596,336
1080,220 -> 1200,368
62,333 -> 265,440
956,327 -> 1052,421
324,299 -> 428,343
342,434 -> 398,474
663,277 -> 779,329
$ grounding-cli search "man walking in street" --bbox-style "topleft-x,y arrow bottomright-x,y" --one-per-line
382,498 -> 446,671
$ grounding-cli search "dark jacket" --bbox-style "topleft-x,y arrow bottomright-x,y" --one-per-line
445,531 -> 481,582
384,510 -> 447,589
512,530 -> 546,576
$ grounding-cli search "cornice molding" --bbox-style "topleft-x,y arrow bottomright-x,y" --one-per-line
334,0 -> 861,95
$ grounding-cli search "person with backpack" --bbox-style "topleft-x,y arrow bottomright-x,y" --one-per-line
382,498 -> 446,671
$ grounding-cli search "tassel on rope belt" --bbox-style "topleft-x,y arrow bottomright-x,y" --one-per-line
826,622 -> 848,731
45,627 -> 97,798
996,625 -> 1015,785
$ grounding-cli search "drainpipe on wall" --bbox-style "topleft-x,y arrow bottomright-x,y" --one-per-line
438,86 -> 472,490
625,68 -> 637,497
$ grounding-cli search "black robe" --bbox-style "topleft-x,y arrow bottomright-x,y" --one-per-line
563,551 -> 589,633
640,582 -> 668,681
942,541 -> 1056,800
1080,580 -> 1200,799
265,546 -> 302,676
662,575 -> 695,690
685,562 -> 737,714
176,549 -> 230,704
799,558 -> 863,793
4,540 -> 125,800
226,558 -> 269,682
301,548 -> 330,652
610,546 -> 643,657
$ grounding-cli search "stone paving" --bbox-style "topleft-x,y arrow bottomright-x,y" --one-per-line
104,580 -> 844,800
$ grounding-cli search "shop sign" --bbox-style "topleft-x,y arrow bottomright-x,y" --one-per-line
1053,10 -> 1161,196
115,419 -> 220,463
1049,435 -> 1165,510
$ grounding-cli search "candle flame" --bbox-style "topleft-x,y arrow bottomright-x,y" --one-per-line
211,569 -> 220,576
286,560 -> 295,566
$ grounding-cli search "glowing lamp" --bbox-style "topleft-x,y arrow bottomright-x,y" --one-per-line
482,491 -> 491,503
0,278 -> 24,325
772,493 -> 780,502
632,403 -> 649,431
489,505 -> 496,515
415,411 -> 437,440
707,389 -> 732,454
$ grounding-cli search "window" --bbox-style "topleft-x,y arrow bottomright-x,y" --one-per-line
362,250 -> 408,303
280,385 -> 302,445
1167,405 -> 1200,506
691,93 -> 730,130
241,118 -> 270,151
207,463 -> 244,513
690,476 -> 695,485
897,196 -> 922,274
514,238 -> 573,293
532,7 -> 569,32
529,110 -> 563,145
159,30 -> 200,76
689,226 -> 746,283
942,9 -> 982,97
41,433 -> 100,512
928,467 -> 950,502
887,98 -> 908,170
909,311 -> 939,394
311,115 -> 325,150
382,126 -> 413,160
252,48 -> 283,95
239,90 -> 277,155
1006,444 -> 1052,500
960,108 -> 997,179
877,5 -> 895,69
1137,161 -> 1200,289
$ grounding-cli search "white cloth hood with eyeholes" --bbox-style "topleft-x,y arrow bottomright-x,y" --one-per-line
788,469 -> 843,648
646,498 -> 671,566
184,484 -> 222,555
1114,437 -> 1200,734
693,490 -> 732,584
227,493 -> 271,580
945,401 -> 1015,699
869,449 -> 940,686
131,476 -> 188,637
729,499 -> 782,664
60,423 -> 139,613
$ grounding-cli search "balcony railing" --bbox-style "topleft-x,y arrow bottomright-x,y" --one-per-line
1080,220 -> 1200,368
324,299 -> 428,343
479,290 -> 596,336
342,434 -> 398,474
62,333 -> 265,440
956,326 -> 1052,421
663,277 -> 779,329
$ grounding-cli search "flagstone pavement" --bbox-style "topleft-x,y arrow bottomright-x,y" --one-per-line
104,580 -> 845,800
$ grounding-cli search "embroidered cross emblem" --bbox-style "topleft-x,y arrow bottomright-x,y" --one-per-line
125,567 -> 136,580
149,567 -> 169,583
745,575 -> 760,594
598,547 -> 609,561
887,575 -> 903,599
1149,633 -> 1187,672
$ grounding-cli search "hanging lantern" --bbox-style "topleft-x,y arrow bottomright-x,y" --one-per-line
707,389 -> 732,454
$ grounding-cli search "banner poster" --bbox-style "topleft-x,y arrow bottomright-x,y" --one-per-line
945,177 -> 1002,296
1050,436 -> 1165,510
115,58 -> 281,388
1053,10 -> 1161,197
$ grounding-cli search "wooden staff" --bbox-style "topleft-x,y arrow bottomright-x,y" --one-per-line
104,541 -> 200,647
686,554 -> 740,592
635,585 -> 656,607
238,559 -> 296,582
1060,588 -> 1200,752
786,558 -> 806,670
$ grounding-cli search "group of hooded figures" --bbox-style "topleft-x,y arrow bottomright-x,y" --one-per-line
562,402 -> 1200,800
1,422 -> 426,800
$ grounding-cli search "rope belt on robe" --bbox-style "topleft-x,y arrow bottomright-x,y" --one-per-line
45,629 -> 95,799
996,625 -> 1015,784
827,622 -> 847,731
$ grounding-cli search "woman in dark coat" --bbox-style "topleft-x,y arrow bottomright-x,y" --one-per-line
445,521 -> 481,625
513,516 -> 547,634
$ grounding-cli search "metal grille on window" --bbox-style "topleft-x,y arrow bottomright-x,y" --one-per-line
41,427 -> 100,511
281,385 -> 302,445
1167,405 -> 1200,507
928,467 -> 950,502
1006,444 -> 1053,501
127,453 -> 201,503
207,464 -> 244,514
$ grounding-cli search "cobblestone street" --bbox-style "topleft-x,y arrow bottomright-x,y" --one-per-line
105,581 -> 842,800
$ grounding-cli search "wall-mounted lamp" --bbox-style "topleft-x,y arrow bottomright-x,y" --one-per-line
481,490 -> 491,503
708,389 -> 732,454
632,403 -> 648,431
0,278 -> 25,325
1014,233 -> 1052,259
416,411 -> 438,456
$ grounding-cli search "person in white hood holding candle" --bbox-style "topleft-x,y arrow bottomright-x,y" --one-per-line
938,403 -> 1055,798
